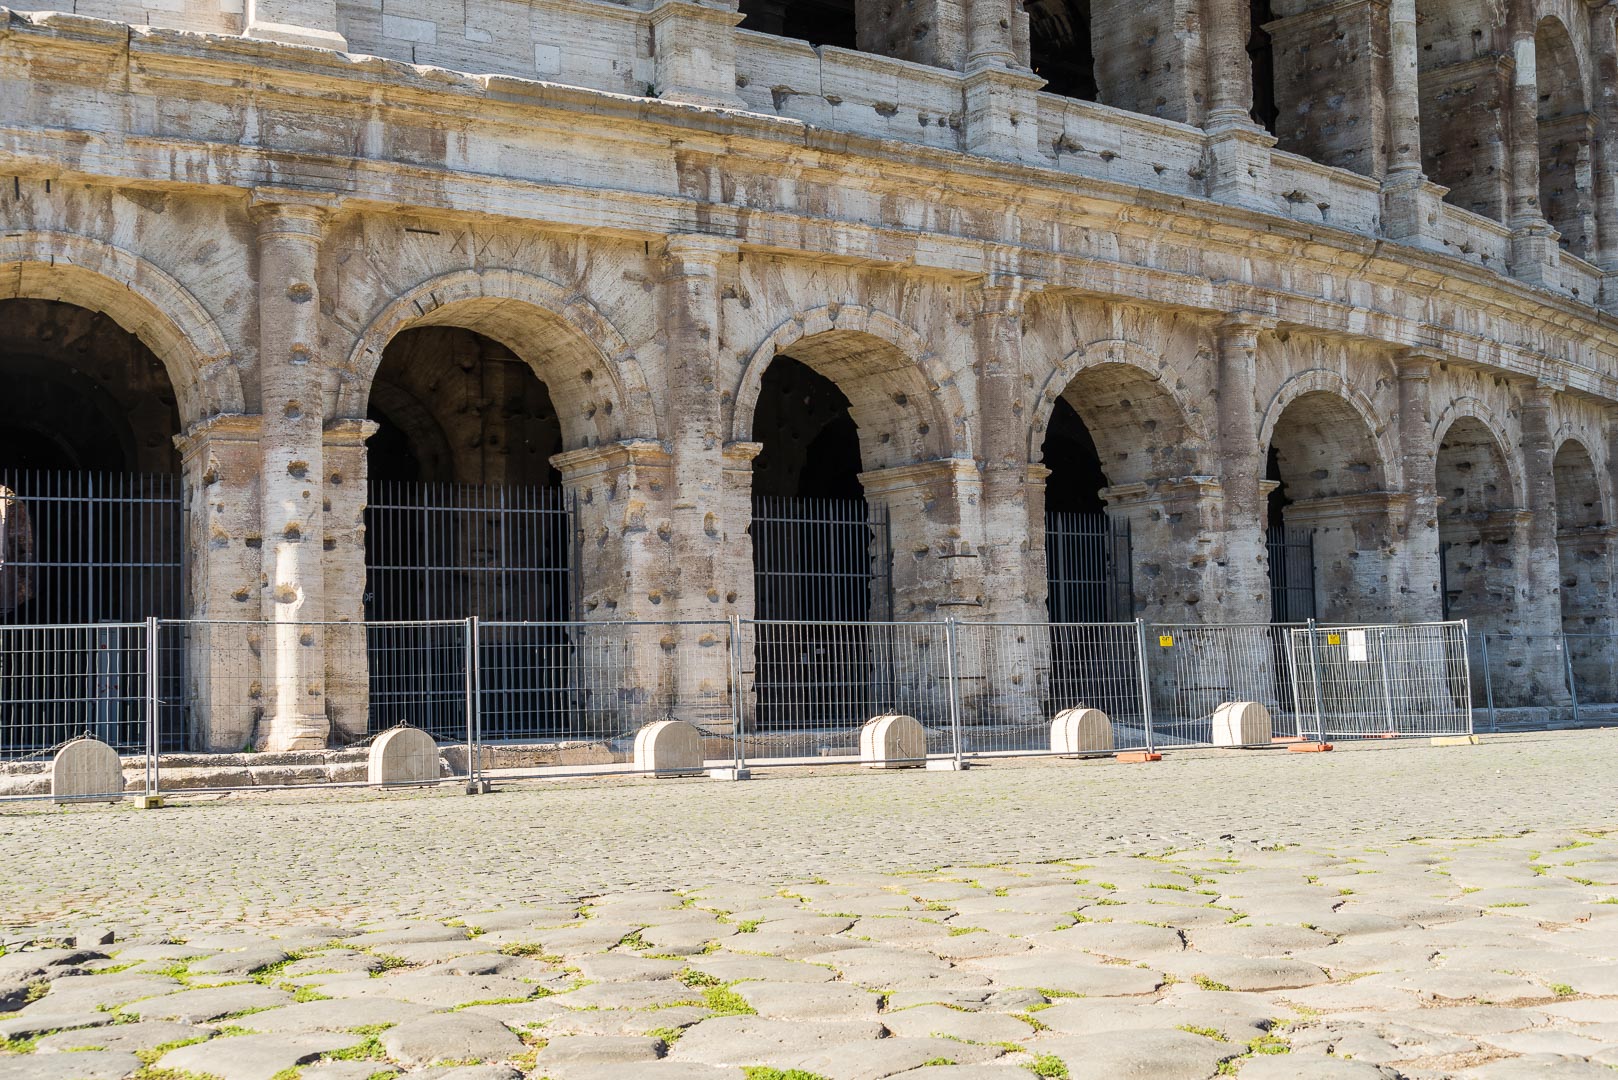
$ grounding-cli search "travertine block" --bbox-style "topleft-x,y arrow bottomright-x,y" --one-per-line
633,720 -> 705,777
1050,708 -> 1114,756
368,727 -> 442,787
859,714 -> 926,769
1211,702 -> 1273,747
51,738 -> 126,803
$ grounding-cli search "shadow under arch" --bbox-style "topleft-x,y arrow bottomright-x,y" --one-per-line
0,232 -> 243,424
338,269 -> 657,450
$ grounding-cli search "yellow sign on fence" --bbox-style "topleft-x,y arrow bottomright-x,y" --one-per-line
1158,635 -> 1174,648
1327,633 -> 1342,646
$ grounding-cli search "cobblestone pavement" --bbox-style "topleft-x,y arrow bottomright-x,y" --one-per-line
0,731 -> 1615,1079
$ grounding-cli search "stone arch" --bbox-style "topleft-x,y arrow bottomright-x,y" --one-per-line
730,305 -> 963,470
1029,338 -> 1209,477
0,231 -> 243,423
1432,397 -> 1525,508
338,269 -> 656,450
1553,437 -> 1604,529
1259,370 -> 1397,494
1535,14 -> 1596,254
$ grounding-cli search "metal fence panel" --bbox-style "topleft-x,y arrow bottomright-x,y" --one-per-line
152,620 -> 475,794
1289,622 -> 1472,739
954,621 -> 1151,757
737,619 -> 953,765
473,620 -> 737,782
1146,624 -> 1305,746
0,623 -> 150,779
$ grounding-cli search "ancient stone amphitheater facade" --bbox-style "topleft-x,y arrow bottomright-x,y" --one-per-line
2,0 -> 1616,751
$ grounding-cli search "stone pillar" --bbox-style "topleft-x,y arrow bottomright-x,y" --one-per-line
244,0 -> 345,50
251,196 -> 332,751
1516,381 -> 1573,703
970,277 -> 1044,726
1394,351 -> 1443,621
661,234 -> 740,729
1102,478 -> 1229,622
174,415 -> 262,752
323,418 -> 376,745
553,440 -> 677,733
1204,0 -> 1254,128
1380,0 -> 1445,247
972,277 -> 1041,624
1284,492 -> 1405,623
966,0 -> 1019,69
1215,314 -> 1272,624
857,0 -> 968,69
860,458 -> 984,722
963,67 -> 1045,162
1091,0 -> 1205,124
1507,24 -> 1556,280
650,0 -> 747,109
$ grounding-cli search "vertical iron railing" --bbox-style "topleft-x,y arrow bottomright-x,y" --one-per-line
1267,525 -> 1317,623
749,495 -> 891,730
365,480 -> 576,739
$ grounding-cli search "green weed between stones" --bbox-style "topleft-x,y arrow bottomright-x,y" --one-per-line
1026,1053 -> 1069,1077
742,1069 -> 829,1080
702,985 -> 756,1016
1194,975 -> 1234,992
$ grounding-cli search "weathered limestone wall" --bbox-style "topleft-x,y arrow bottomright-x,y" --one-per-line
6,2 -> 1618,747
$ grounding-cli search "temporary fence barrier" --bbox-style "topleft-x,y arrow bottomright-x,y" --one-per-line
0,615 -> 1486,802
1289,621 -> 1473,740
1471,630 -> 1618,731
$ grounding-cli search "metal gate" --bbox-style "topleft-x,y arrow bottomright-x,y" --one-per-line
0,469 -> 183,757
750,495 -> 892,728
1045,510 -> 1134,714
1268,525 -> 1317,622
364,481 -> 576,739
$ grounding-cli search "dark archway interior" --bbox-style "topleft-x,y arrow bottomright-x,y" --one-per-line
1026,0 -> 1098,101
368,327 -> 563,487
1249,0 -> 1277,134
1265,444 -> 1289,525
738,0 -> 857,48
1042,397 -> 1108,513
0,299 -> 179,474
0,298 -> 183,631
751,354 -> 864,499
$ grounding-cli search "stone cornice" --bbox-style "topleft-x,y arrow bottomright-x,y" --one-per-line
6,9 -> 1618,401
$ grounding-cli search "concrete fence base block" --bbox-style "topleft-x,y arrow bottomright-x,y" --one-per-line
633,720 -> 705,777
368,726 -> 442,787
1050,707 -> 1115,756
860,714 -> 926,768
1212,701 -> 1273,747
925,757 -> 968,771
1432,734 -> 1480,746
1116,751 -> 1162,763
50,738 -> 126,803
706,766 -> 752,781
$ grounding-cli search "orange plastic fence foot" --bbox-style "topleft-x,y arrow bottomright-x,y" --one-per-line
1116,751 -> 1163,763
1288,742 -> 1334,753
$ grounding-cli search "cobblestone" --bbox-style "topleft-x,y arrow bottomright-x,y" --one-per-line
0,731 -> 1615,1078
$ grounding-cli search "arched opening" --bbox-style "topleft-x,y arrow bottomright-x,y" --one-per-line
363,325 -> 574,740
1041,397 -> 1127,622
1433,415 -> 1532,704
1249,0 -> 1278,134
737,0 -> 857,48
1536,17 -> 1595,255
1266,390 -> 1389,623
1025,0 -> 1098,101
1553,439 -> 1611,700
0,297 -> 184,756
748,350 -> 888,728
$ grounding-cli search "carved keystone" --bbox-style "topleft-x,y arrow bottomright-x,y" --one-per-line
860,714 -> 926,769
1050,707 -> 1115,756
633,720 -> 704,777
1212,701 -> 1273,747
51,738 -> 126,803
368,726 -> 442,787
